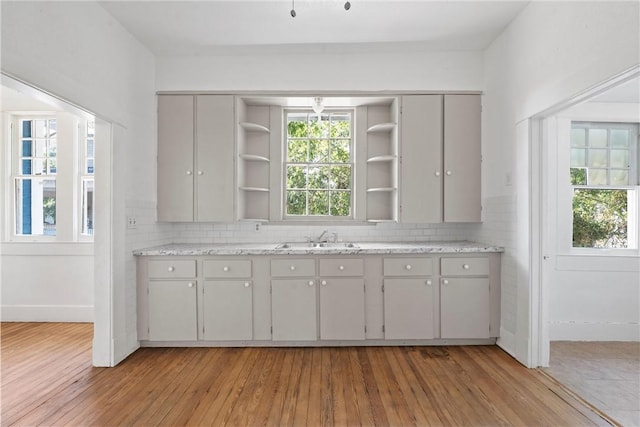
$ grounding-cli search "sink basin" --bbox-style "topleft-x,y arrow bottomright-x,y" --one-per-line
274,242 -> 360,249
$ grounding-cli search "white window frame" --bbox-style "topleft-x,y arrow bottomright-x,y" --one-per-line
566,121 -> 639,252
78,120 -> 95,241
283,109 -> 355,221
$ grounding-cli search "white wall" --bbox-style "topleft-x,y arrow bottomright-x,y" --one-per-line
1,1 -> 166,366
480,1 -> 640,365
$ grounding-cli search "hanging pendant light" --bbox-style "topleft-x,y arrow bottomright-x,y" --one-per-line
312,97 -> 324,114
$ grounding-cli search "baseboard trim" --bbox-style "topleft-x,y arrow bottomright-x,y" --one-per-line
497,328 -> 516,358
549,321 -> 640,341
1,305 -> 94,322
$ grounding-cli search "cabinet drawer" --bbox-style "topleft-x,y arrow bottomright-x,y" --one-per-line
441,257 -> 489,276
319,259 -> 364,277
148,259 -> 196,279
383,258 -> 433,277
204,260 -> 252,278
271,259 -> 316,277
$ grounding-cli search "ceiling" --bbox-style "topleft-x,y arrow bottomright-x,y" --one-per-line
98,0 -> 531,55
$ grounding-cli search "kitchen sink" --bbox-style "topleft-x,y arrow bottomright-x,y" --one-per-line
274,242 -> 360,249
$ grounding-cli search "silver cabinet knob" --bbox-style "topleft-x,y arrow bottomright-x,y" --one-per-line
339,265 -> 345,271
197,170 -> 203,176
321,280 -> 327,286
223,266 -> 229,272
308,280 -> 314,286
426,280 -> 432,286
244,282 -> 250,288
405,264 -> 412,270
434,171 -> 441,177
443,279 -> 449,285
186,170 -> 192,175
463,264 -> 470,270
187,282 -> 194,288
446,170 -> 452,176
168,266 -> 175,272
290,265 -> 296,271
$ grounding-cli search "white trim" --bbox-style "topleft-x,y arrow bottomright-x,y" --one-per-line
1,305 -> 93,322
549,321 -> 640,341
496,327 -> 516,358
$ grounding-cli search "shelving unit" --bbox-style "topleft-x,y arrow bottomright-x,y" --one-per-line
365,101 -> 399,222
237,100 -> 271,222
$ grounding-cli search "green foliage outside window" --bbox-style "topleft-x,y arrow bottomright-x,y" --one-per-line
286,112 -> 352,217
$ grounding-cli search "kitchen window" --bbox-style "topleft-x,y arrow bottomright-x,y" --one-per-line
284,110 -> 353,218
570,122 -> 638,249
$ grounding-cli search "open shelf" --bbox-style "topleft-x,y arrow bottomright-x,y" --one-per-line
239,122 -> 270,133
367,122 -> 397,133
367,155 -> 397,163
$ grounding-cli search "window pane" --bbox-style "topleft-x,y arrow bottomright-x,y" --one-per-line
34,139 -> 47,157
82,179 -> 94,236
48,159 -> 57,174
286,190 -> 306,215
571,128 -> 586,147
572,189 -> 628,248
570,168 -> 587,185
308,191 -> 329,215
611,170 -> 630,186
22,120 -> 32,138
287,139 -> 307,162
15,178 -> 56,236
331,139 -> 351,162
610,129 -> 629,148
308,166 -> 329,189
286,165 -> 306,189
570,148 -> 586,167
308,115 -> 329,138
34,158 -> 47,175
331,165 -> 351,189
22,140 -> 32,156
287,114 -> 307,137
34,120 -> 47,138
309,139 -> 329,163
330,191 -> 351,216
610,149 -> 629,168
87,159 -> 94,174
588,169 -> 607,185
331,114 -> 351,138
588,128 -> 608,147
588,149 -> 607,168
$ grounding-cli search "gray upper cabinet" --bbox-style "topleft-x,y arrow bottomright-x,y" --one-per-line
157,94 -> 235,222
399,94 -> 481,223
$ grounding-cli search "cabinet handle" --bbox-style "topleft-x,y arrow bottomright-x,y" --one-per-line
426,280 -> 432,286
434,171 -> 441,177
446,170 -> 452,176
186,170 -> 192,176
290,265 -> 296,271
463,264 -> 470,270
308,280 -> 314,286
197,170 -> 203,176
339,265 -> 345,271
321,280 -> 327,286
168,266 -> 175,272
405,264 -> 412,270
187,282 -> 194,288
443,279 -> 449,285
223,266 -> 230,272
244,282 -> 250,288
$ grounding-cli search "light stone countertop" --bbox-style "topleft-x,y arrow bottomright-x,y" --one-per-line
134,241 -> 504,256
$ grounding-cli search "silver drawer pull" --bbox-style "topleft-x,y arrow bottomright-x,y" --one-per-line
223,266 -> 230,272
244,282 -> 250,288
463,264 -> 470,270
321,280 -> 327,286
443,279 -> 449,285
168,266 -> 175,272
426,280 -> 432,286
290,265 -> 296,271
405,264 -> 412,270
187,282 -> 194,288
308,280 -> 314,286
339,265 -> 345,271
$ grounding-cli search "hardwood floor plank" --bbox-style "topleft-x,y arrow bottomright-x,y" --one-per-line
1,323 -> 612,427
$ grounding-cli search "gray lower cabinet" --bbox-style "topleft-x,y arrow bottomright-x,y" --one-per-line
202,280 -> 253,340
383,278 -> 435,340
271,279 -> 317,341
319,278 -> 365,340
148,280 -> 198,341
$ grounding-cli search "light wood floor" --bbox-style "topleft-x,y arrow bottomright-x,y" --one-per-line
545,341 -> 640,427
1,323 -> 613,426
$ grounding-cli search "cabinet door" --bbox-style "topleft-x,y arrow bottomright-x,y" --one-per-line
196,95 -> 235,222
319,278 -> 365,340
148,280 -> 197,341
271,279 -> 317,341
203,280 -> 253,341
157,95 -> 194,222
384,278 -> 435,339
440,278 -> 489,339
443,95 -> 481,222
400,95 -> 443,223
